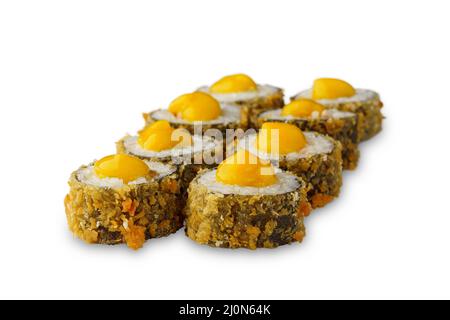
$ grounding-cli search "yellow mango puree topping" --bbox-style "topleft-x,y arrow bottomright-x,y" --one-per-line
281,98 -> 325,117
210,74 -> 257,94
94,154 -> 150,183
256,122 -> 307,155
168,92 -> 221,121
138,120 -> 192,152
312,78 -> 356,100
216,150 -> 277,187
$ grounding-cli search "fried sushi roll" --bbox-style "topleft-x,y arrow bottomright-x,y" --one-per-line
197,74 -> 284,128
292,78 -> 383,142
116,120 -> 222,196
143,92 -> 242,136
64,154 -> 183,250
185,150 -> 310,249
239,122 -> 343,209
257,99 -> 360,170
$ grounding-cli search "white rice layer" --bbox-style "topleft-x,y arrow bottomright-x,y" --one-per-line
151,104 -> 240,125
238,132 -> 334,161
259,108 -> 355,121
197,84 -> 281,103
77,161 -> 176,189
198,169 -> 299,196
123,135 -> 218,159
293,88 -> 378,105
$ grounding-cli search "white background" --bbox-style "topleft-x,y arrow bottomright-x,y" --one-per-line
1,0 -> 449,300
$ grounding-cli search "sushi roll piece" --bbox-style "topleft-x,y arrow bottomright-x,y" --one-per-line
116,120 -> 222,196
292,78 -> 383,141
185,150 -> 311,249
64,154 -> 183,250
257,98 -> 360,170
197,74 -> 284,128
143,92 -> 242,136
238,122 -> 343,208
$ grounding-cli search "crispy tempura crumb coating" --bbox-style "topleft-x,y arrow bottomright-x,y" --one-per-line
185,172 -> 310,249
64,166 -> 183,250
